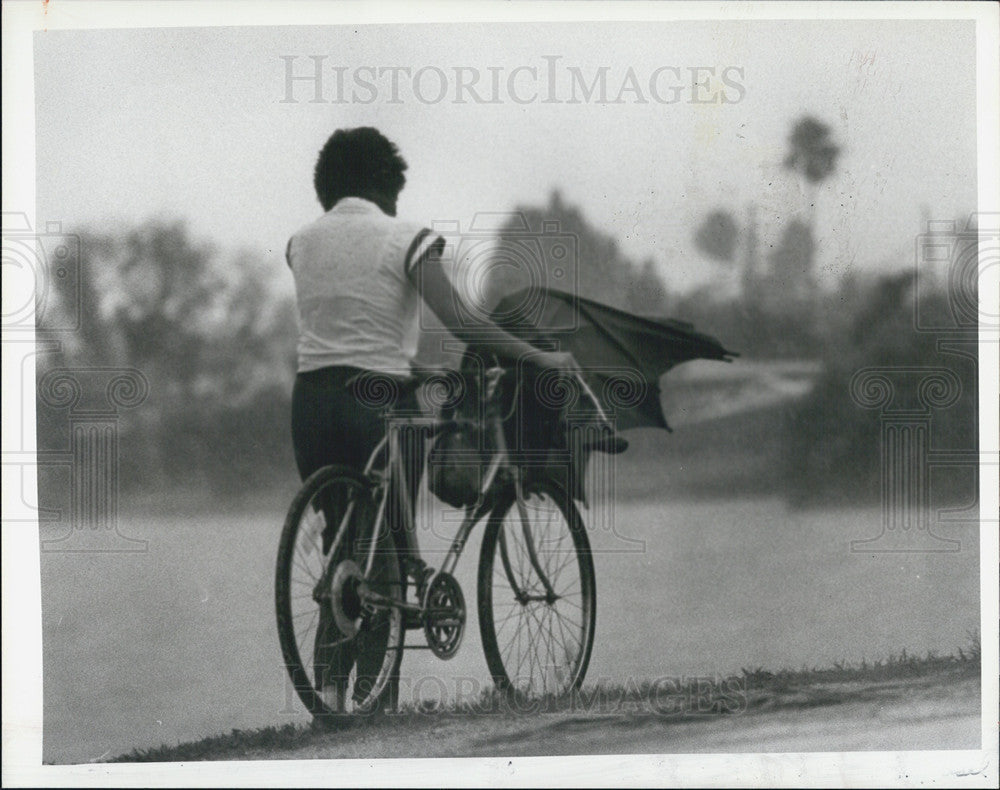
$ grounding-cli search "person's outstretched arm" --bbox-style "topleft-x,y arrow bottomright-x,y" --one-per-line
405,232 -> 577,375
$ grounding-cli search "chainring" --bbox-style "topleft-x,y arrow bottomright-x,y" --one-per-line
422,571 -> 466,659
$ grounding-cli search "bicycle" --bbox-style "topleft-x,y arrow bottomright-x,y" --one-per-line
275,364 -> 616,716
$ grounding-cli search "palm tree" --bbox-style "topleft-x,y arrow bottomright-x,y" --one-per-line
783,116 -> 840,186
781,116 -> 841,300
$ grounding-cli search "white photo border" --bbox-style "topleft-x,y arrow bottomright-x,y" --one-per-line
2,1 -> 997,787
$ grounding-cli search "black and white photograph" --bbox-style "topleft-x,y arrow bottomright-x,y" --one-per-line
2,1 -> 998,786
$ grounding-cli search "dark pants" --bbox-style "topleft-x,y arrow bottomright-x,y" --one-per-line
291,365 -> 425,557
291,366 -> 425,706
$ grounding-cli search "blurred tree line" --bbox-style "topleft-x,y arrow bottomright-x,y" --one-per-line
478,183 -> 977,506
36,181 -> 977,506
782,267 -> 978,505
483,189 -> 670,318
36,221 -> 300,496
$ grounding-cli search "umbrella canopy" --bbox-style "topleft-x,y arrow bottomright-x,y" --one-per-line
487,288 -> 737,431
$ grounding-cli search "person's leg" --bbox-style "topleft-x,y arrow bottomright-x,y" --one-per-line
391,419 -> 427,562
292,368 -> 388,710
338,389 -> 411,710
293,371 -> 350,706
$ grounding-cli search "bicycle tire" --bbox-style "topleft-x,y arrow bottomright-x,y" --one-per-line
477,480 -> 596,699
275,464 -> 405,717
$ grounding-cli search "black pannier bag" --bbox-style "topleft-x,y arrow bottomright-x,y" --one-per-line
427,369 -> 492,509
426,359 -> 610,507
427,420 -> 487,508
505,366 -> 628,503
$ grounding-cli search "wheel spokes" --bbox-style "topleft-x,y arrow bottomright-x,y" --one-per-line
490,491 -> 587,697
284,473 -> 403,714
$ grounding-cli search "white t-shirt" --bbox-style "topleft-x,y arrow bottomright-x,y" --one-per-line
286,198 -> 442,374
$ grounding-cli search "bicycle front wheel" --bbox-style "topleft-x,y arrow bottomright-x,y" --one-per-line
275,464 -> 405,717
477,480 -> 596,699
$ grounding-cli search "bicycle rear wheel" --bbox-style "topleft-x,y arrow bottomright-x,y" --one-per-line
275,464 -> 405,717
477,480 -> 596,699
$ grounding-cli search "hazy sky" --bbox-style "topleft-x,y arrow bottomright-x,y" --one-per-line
34,20 -> 976,294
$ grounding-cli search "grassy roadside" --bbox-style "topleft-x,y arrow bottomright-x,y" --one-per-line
109,638 -> 981,763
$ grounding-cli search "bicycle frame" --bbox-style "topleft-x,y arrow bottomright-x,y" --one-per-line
283,366 -> 605,713
334,367 -> 575,615
364,398 -> 508,581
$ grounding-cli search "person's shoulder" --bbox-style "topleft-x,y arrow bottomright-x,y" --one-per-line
391,216 -> 428,242
286,211 -> 344,267
290,212 -> 332,241
373,214 -> 421,250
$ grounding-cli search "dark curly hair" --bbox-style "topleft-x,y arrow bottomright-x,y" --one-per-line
313,127 -> 408,211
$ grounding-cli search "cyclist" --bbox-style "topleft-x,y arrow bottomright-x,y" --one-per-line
286,127 -> 577,711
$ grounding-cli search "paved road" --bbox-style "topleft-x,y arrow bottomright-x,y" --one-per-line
40,497 -> 979,763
